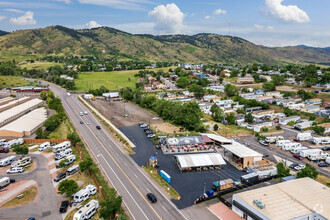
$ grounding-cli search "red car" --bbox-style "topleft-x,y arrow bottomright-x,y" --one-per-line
293,154 -> 302,160
0,148 -> 9,153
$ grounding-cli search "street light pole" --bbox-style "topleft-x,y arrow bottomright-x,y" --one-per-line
203,182 -> 206,194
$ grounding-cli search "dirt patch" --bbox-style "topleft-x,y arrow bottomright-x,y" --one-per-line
151,122 -> 182,134
276,86 -> 298,92
89,99 -> 163,128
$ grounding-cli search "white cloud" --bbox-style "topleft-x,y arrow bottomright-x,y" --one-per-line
214,8 -> 226,15
267,26 -> 274,30
0,15 -> 7,21
78,0 -> 152,10
148,3 -> 184,34
85,20 -> 101,29
55,0 -> 71,4
254,24 -> 264,29
264,0 -> 309,23
9,11 -> 36,25
205,15 -> 211,20
4,8 -> 24,13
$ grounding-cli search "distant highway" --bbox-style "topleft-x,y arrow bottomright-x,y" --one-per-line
42,82 -> 186,220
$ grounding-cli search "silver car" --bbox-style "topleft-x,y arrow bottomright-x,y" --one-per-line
7,167 -> 24,174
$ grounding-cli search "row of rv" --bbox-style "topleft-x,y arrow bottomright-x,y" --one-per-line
0,138 -> 24,149
0,155 -> 32,167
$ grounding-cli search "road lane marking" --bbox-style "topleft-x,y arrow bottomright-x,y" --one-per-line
66,100 -> 163,220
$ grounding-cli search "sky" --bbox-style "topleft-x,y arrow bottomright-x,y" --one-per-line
0,0 -> 329,47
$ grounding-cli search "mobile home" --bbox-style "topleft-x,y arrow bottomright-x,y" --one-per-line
73,200 -> 99,220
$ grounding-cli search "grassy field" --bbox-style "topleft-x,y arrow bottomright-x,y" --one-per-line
316,174 -> 330,187
0,76 -> 28,89
1,187 -> 37,208
49,118 -> 74,139
19,61 -> 62,70
216,124 -> 253,137
75,67 -> 174,91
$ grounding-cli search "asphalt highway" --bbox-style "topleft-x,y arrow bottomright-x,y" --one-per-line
46,82 -> 187,220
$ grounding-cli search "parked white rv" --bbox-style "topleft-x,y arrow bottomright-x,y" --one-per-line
67,164 -> 79,175
307,152 -> 329,161
326,157 -> 330,164
52,141 -> 71,153
311,137 -> 330,145
0,155 -> 16,167
3,138 -> 24,149
282,142 -> 301,151
38,142 -> 51,151
73,200 -> 99,220
0,177 -> 10,189
56,155 -> 76,168
300,149 -> 322,157
11,156 -> 32,168
296,133 -> 312,141
54,148 -> 72,160
290,146 -> 308,154
276,140 -> 292,148
73,184 -> 97,203
265,136 -> 284,144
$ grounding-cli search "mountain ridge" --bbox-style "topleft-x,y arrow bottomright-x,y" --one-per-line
0,25 -> 329,65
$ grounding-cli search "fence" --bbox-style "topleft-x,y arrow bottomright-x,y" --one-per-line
89,169 -> 106,200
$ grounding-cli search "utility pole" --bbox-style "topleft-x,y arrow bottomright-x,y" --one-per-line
203,182 -> 206,194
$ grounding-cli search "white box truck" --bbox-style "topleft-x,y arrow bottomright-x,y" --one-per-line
73,184 -> 97,203
73,200 -> 99,220
0,177 -> 10,189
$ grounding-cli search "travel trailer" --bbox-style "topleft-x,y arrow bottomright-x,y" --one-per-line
300,149 -> 322,158
11,156 -> 32,168
290,146 -> 309,154
56,155 -> 76,168
67,164 -> 79,176
296,133 -> 312,141
52,141 -> 71,153
282,142 -> 302,151
311,137 -> 330,145
307,152 -> 329,161
0,155 -> 16,167
38,142 -> 51,151
73,200 -> 99,220
0,177 -> 10,189
276,140 -> 292,148
54,148 -> 72,160
265,136 -> 284,144
73,184 -> 97,203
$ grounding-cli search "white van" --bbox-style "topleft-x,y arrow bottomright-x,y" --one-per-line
54,148 -> 72,160
38,142 -> 51,151
11,156 -> 32,168
56,155 -> 76,168
73,200 -> 99,220
0,155 -> 17,167
52,141 -> 71,153
73,184 -> 97,203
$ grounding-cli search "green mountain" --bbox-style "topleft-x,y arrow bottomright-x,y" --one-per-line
0,25 -> 329,65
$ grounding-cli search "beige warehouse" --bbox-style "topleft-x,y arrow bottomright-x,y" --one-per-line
0,107 -> 48,137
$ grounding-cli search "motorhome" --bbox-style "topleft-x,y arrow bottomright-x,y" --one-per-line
56,155 -> 76,168
73,184 -> 97,203
282,142 -> 302,151
0,155 -> 16,167
290,146 -> 309,154
265,136 -> 284,144
38,142 -> 51,151
311,137 -> 330,145
52,141 -> 71,153
3,138 -> 24,149
307,152 -> 329,161
67,164 -> 79,175
276,140 -> 292,148
73,200 -> 99,220
0,177 -> 10,189
11,156 -> 32,168
300,149 -> 322,158
296,133 -> 312,141
54,148 -> 72,160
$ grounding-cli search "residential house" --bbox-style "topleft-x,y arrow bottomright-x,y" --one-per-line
247,121 -> 273,131
318,123 -> 330,134
206,85 -> 224,93
254,90 -> 265,95
265,91 -> 283,98
301,105 -> 320,113
305,98 -> 322,105
252,109 -> 275,120
279,116 -> 301,125
288,103 -> 305,110
256,96 -> 273,102
259,75 -> 272,82
237,74 -> 255,84
246,106 -> 263,113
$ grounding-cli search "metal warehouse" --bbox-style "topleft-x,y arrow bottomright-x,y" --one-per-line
0,97 -> 30,113
0,99 -> 43,127
174,153 -> 226,171
0,107 -> 47,137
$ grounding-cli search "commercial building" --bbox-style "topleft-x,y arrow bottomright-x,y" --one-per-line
0,97 -> 14,106
232,178 -> 330,220
0,97 -> 30,113
0,99 -> 43,127
0,107 -> 47,137
164,135 -> 213,148
174,153 -> 226,171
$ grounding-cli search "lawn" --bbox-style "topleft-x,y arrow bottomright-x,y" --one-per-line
316,174 -> 330,187
75,67 -> 173,91
216,124 -> 253,137
19,61 -> 62,70
0,76 -> 28,89
49,118 -> 74,139
1,186 -> 37,208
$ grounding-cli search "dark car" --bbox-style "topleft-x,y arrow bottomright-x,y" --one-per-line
27,218 -> 36,220
10,179 -> 15,183
54,172 -> 66,182
263,153 -> 269,158
59,200 -> 69,213
314,90 -> 319,93
96,125 -> 101,130
259,140 -> 269,146
147,193 -> 157,203
318,163 -> 329,167
322,146 -> 330,151
0,148 -> 9,153
321,89 -> 329,92
289,163 -> 299,169
80,121 -> 84,124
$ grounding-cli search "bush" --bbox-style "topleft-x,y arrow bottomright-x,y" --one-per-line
58,179 -> 78,198
12,145 -> 29,155
276,125 -> 281,130
287,121 -> 296,126
213,124 -> 219,131
276,162 -> 290,178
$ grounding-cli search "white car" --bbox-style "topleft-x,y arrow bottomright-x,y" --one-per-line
152,117 -> 159,120
7,167 -> 24,174
86,122 -> 90,125
294,164 -> 305,171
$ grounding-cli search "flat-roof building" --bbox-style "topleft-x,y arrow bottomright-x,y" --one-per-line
0,99 -> 43,127
0,97 -> 14,106
232,177 -> 330,220
174,153 -> 226,171
0,97 -> 30,113
0,107 -> 47,137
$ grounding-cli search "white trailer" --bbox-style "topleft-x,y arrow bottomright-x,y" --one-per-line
56,155 -> 76,168
276,140 -> 292,148
300,149 -> 322,157
11,156 -> 31,168
38,142 -> 51,151
73,200 -> 99,220
265,136 -> 284,144
0,177 -> 10,189
282,142 -> 301,151
290,146 -> 308,154
308,152 -> 329,161
52,141 -> 71,153
326,157 -> 330,164
54,148 -> 72,160
311,137 -> 330,145
296,133 -> 312,141
73,184 -> 97,203
0,155 -> 17,167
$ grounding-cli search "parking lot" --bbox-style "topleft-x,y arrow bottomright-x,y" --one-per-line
0,153 -> 62,220
120,125 -> 246,209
